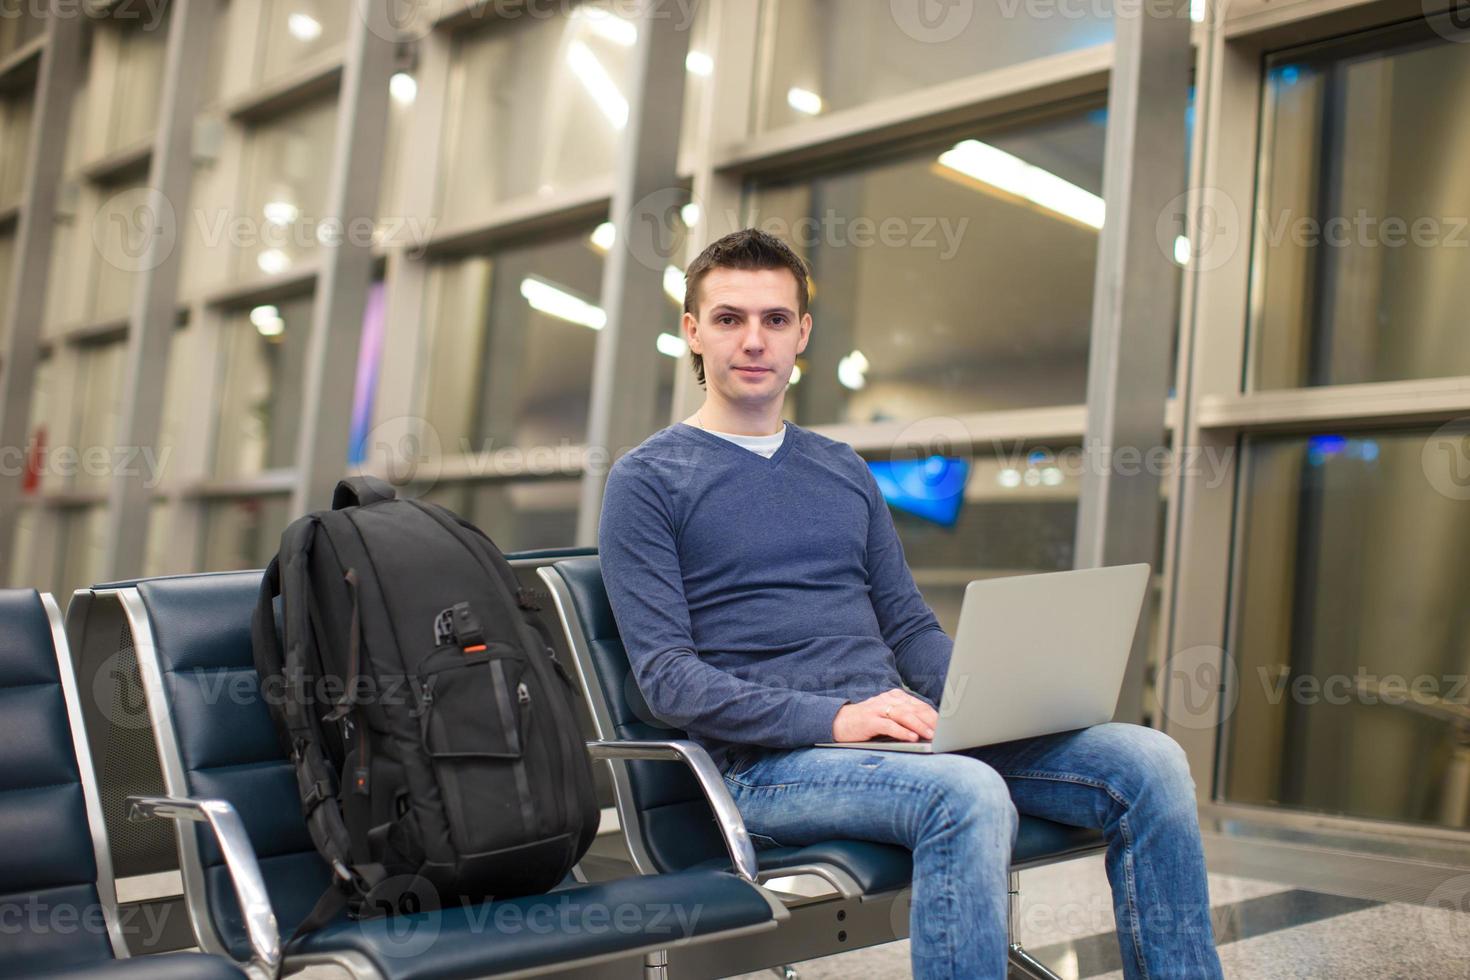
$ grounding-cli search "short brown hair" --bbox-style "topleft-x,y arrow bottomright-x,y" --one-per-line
682,228 -> 811,387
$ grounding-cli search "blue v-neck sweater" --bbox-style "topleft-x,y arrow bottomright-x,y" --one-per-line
597,420 -> 954,771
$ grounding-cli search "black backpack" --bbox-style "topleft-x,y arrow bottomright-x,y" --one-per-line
250,476 -> 599,924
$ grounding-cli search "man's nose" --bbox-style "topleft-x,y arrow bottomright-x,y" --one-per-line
741,322 -> 765,351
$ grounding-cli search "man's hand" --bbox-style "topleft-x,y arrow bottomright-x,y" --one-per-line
831,689 -> 937,743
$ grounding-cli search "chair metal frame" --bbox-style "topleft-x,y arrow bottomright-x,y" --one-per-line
110,578 -> 788,980
38,592 -> 133,961
539,562 -> 1073,980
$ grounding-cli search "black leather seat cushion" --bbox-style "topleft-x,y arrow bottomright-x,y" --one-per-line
290,868 -> 774,980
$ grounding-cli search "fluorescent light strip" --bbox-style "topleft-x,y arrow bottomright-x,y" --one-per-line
520,276 -> 606,330
567,40 -> 629,129
938,139 -> 1105,230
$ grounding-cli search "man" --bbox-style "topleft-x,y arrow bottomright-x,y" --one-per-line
598,228 -> 1224,980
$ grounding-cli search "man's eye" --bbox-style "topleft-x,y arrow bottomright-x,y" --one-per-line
717,316 -> 737,325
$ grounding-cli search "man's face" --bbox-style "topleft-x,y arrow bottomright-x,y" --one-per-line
684,267 -> 811,409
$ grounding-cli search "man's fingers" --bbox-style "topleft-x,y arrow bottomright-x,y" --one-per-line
890,709 -> 935,740
880,719 -> 919,741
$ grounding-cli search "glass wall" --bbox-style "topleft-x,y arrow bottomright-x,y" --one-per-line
236,97 -> 339,279
864,442 -> 1081,633
421,478 -> 582,554
101,11 -> 170,154
1226,427 -> 1470,830
199,495 -> 292,570
1251,26 -> 1470,389
0,81 -> 35,208
753,0 -> 1111,131
420,225 -> 611,455
746,108 -> 1106,425
211,294 -> 313,478
253,0 -> 348,85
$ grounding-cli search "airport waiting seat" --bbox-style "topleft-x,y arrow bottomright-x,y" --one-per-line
0,589 -> 243,979
540,556 -> 1106,980
111,570 -> 787,979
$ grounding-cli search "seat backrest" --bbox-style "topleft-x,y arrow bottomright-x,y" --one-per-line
125,572 -> 330,960
543,557 -> 728,873
0,590 -> 122,972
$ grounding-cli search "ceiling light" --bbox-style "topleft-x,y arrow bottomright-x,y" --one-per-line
787,87 -> 822,115
938,139 -> 1105,230
520,276 -> 606,330
389,72 -> 417,104
1173,235 -> 1191,266
590,222 -> 616,251
568,40 -> 629,129
288,12 -> 322,41
257,249 -> 290,275
686,51 -> 713,76
263,201 -> 299,226
663,265 -> 685,304
656,332 -> 687,358
248,304 -> 280,328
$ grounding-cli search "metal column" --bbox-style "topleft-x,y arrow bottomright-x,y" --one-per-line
575,0 -> 693,545
289,0 -> 396,515
1073,1 -> 1192,723
100,0 -> 221,582
0,4 -> 84,583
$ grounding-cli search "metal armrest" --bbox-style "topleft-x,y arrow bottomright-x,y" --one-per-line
128,795 -> 281,978
585,739 -> 759,884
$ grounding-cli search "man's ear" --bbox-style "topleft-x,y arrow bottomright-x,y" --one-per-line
796,312 -> 813,355
682,311 -> 700,353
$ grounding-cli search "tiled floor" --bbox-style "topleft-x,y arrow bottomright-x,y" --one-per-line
273,850 -> 1470,979
725,855 -> 1468,979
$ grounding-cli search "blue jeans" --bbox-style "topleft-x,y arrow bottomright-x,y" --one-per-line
722,723 -> 1224,980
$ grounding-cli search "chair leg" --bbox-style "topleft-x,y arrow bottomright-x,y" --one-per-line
1006,871 -> 1064,980
643,949 -> 669,979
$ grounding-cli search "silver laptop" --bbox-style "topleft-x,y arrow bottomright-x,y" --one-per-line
815,563 -> 1150,753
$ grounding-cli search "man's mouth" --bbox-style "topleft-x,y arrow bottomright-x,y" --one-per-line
733,367 -> 769,374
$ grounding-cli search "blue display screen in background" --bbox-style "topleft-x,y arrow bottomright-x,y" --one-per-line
867,456 -> 971,528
